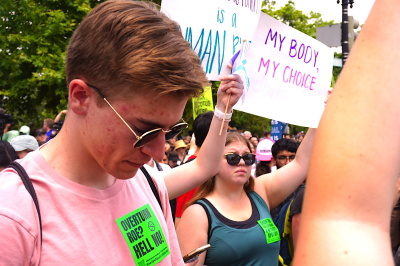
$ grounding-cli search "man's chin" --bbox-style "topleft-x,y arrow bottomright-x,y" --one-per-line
114,168 -> 140,180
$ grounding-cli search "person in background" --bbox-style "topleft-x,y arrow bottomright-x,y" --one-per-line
167,136 -> 177,151
1,119 -> 19,142
42,118 -> 54,141
295,0 -> 400,264
183,135 -> 191,145
243,130 -> 252,140
250,136 -> 259,149
260,130 -> 271,141
270,138 -> 301,219
0,140 -> 19,171
34,128 -> 47,146
10,135 -> 39,159
177,129 -> 315,265
174,139 -> 188,163
168,150 -> 181,168
19,125 -> 31,136
164,141 -> 171,154
272,139 -> 300,170
254,138 -> 275,177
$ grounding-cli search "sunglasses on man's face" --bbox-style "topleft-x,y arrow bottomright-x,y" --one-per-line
224,153 -> 256,166
84,81 -> 188,148
132,122 -> 188,148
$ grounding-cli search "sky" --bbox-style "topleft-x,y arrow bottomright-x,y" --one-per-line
275,0 -> 376,26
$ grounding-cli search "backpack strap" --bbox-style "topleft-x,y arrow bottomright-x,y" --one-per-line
8,161 -> 42,245
140,166 -> 162,211
153,160 -> 164,172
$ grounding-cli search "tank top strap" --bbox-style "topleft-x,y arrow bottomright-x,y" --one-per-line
247,191 -> 272,220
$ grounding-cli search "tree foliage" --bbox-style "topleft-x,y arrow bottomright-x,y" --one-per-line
0,0 -> 103,128
262,1 -> 333,38
0,0 -> 333,137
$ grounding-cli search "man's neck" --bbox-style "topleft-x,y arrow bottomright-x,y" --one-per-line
40,128 -> 116,189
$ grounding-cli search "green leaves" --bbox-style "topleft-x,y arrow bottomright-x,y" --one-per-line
0,0 -> 98,127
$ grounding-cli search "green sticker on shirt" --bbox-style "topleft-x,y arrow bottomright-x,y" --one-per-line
257,218 -> 281,244
116,204 -> 170,266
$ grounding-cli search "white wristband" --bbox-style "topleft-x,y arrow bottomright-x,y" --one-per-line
214,106 -> 232,121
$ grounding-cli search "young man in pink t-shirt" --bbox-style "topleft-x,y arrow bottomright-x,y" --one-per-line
0,1 -> 244,265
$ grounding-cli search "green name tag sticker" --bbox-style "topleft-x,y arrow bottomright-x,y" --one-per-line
116,204 -> 170,266
257,218 -> 281,244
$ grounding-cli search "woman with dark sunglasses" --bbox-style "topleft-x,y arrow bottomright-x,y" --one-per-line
176,128 -> 315,265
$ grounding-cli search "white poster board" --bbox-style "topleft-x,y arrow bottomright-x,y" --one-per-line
161,0 -> 262,81
233,13 -> 333,128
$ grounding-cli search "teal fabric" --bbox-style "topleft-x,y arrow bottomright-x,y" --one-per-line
197,191 -> 280,266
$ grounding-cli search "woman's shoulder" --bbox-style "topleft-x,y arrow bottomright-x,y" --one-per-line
183,199 -> 209,216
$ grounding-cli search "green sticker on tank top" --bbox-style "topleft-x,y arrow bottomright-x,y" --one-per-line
116,204 -> 170,266
257,218 -> 281,244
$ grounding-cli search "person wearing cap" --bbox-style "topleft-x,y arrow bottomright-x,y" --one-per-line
168,150 -> 181,168
174,139 -> 188,163
254,138 -> 275,177
19,125 -> 30,135
10,135 -> 39,159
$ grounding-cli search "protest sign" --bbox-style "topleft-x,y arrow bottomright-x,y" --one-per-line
161,0 -> 262,81
192,86 -> 214,119
233,13 -> 333,128
270,120 -> 287,141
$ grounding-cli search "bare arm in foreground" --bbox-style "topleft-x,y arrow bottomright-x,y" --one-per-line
294,1 -> 400,265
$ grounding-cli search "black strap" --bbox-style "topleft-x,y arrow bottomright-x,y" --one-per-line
140,166 -> 162,211
154,160 -> 164,172
9,161 -> 42,245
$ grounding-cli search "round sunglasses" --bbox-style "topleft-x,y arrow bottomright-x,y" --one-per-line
224,153 -> 256,166
85,81 -> 188,148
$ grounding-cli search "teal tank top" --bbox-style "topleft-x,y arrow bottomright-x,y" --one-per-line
196,191 -> 280,266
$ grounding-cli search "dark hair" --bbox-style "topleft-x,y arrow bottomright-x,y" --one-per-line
0,141 -> 18,168
193,111 -> 213,147
255,161 -> 271,177
271,138 -> 300,159
0,108 -> 14,139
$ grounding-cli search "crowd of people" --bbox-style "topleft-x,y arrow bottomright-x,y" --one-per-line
0,109 -> 68,164
0,0 -> 399,265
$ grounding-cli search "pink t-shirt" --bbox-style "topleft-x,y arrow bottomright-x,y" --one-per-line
0,150 -> 183,265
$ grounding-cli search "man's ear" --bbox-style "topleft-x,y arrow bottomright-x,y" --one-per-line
68,79 -> 93,115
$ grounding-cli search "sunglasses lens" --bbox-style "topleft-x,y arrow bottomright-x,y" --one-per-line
165,123 -> 188,140
243,154 -> 256,165
225,154 -> 255,166
133,129 -> 162,148
225,154 -> 241,166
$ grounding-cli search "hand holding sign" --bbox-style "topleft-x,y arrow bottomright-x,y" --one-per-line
215,72 -> 243,135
